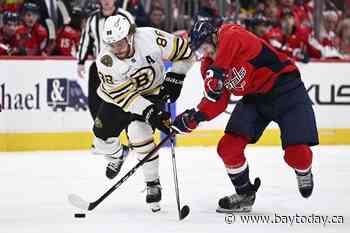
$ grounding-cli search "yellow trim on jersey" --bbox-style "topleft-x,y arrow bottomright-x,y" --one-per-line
169,37 -> 191,62
121,85 -> 161,110
98,85 -> 161,110
175,39 -> 190,61
168,37 -> 179,61
109,80 -> 134,94
100,84 -> 133,106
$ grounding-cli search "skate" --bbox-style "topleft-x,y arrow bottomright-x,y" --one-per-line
105,145 -> 129,179
216,178 -> 261,213
146,179 -> 162,212
296,169 -> 314,198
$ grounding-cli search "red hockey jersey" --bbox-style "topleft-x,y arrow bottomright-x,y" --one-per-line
0,28 -> 17,55
197,24 -> 298,120
55,25 -> 80,56
264,26 -> 322,61
15,23 -> 48,55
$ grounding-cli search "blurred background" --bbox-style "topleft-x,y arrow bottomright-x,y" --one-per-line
0,0 -> 349,60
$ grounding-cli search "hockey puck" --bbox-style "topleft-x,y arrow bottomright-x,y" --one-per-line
74,213 -> 86,218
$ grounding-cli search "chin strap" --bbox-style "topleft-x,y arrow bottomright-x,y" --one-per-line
127,34 -> 134,48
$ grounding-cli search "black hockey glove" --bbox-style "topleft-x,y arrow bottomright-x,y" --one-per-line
142,104 -> 172,134
159,72 -> 186,103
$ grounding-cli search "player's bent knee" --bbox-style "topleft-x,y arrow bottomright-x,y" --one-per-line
284,144 -> 313,171
217,133 -> 249,167
132,139 -> 156,160
92,136 -> 123,158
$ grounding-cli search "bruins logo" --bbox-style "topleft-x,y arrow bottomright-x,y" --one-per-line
101,55 -> 113,67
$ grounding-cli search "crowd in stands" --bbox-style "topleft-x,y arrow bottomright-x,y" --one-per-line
0,0 -> 349,61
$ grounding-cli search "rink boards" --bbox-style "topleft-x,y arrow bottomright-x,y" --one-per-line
1,58 -> 350,151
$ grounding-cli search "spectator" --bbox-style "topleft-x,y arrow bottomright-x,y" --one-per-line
320,10 -> 339,48
147,6 -> 165,30
143,0 -> 163,14
264,9 -> 321,62
80,0 -> 100,30
116,0 -> 148,26
24,0 -> 73,54
337,18 -> 350,57
263,0 -> 279,23
197,0 -> 219,20
224,1 -> 238,23
279,0 -> 313,30
15,2 -> 48,55
24,0 -> 72,28
0,11 -> 20,55
53,6 -> 81,56
346,0 -> 350,17
245,15 -> 271,38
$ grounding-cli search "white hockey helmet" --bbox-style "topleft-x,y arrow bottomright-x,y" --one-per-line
102,15 -> 131,45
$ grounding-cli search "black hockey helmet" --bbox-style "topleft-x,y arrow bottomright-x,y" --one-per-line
2,11 -> 19,25
189,16 -> 223,51
21,2 -> 40,15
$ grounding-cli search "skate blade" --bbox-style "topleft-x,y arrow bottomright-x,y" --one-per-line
216,206 -> 252,214
149,202 -> 161,212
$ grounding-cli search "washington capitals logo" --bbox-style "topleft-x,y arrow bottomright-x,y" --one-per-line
224,66 -> 247,91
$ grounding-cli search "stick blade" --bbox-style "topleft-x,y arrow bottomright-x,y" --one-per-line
68,194 -> 90,211
180,205 -> 190,220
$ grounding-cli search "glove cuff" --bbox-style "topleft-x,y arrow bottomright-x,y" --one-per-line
165,72 -> 186,82
206,66 -> 225,81
191,108 -> 208,123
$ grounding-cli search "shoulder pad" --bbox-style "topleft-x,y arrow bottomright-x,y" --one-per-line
100,54 -> 113,67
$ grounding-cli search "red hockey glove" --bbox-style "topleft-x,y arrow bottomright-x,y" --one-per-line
204,66 -> 225,102
172,109 -> 207,134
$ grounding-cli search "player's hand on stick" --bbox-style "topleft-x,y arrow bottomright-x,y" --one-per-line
204,67 -> 225,102
142,104 -> 172,134
172,109 -> 207,134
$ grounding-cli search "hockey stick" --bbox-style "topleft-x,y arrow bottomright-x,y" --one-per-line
169,135 -> 190,220
68,132 -> 174,211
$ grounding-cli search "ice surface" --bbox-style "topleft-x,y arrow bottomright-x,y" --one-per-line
0,146 -> 349,233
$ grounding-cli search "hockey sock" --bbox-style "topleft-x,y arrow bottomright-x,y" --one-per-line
227,162 -> 255,195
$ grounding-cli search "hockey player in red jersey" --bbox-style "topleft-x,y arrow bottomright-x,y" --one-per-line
53,8 -> 82,56
15,2 -> 48,55
172,18 -> 319,213
0,11 -> 20,55
55,25 -> 80,56
263,9 -> 321,62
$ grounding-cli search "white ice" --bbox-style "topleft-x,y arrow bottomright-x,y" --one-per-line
0,146 -> 349,233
